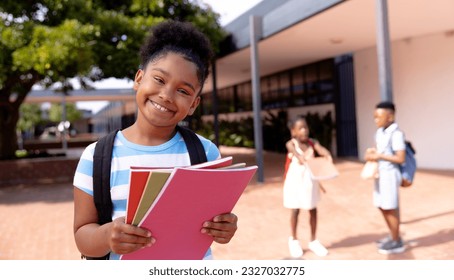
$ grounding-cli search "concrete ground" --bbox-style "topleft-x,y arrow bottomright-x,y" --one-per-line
0,146 -> 453,260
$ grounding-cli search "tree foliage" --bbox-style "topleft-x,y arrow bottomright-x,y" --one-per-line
17,103 -> 43,132
48,103 -> 82,123
0,0 -> 225,159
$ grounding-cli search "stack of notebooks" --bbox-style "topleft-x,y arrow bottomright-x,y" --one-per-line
120,157 -> 257,260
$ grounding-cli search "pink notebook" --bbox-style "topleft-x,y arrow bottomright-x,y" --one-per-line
120,165 -> 257,260
125,157 -> 234,225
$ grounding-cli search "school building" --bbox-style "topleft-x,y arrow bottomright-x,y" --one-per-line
26,0 -> 454,171
197,0 -> 454,170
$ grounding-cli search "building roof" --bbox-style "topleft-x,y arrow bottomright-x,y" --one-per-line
203,0 -> 454,93
26,88 -> 135,103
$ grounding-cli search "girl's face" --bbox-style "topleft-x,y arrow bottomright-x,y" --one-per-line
133,52 -> 201,129
292,119 -> 310,141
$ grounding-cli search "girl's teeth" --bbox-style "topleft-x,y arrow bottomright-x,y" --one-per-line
152,102 -> 169,112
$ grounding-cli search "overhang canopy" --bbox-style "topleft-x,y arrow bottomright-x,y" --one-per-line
202,0 -> 454,93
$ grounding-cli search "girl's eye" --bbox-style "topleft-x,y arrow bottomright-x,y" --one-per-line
154,77 -> 164,84
177,88 -> 190,96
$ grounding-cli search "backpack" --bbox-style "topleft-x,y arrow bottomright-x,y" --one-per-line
400,141 -> 416,187
84,125 -> 207,260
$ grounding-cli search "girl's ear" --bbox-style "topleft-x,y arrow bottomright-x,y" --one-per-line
187,96 -> 201,116
133,69 -> 144,90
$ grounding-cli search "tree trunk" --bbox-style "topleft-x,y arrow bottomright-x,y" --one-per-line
0,73 -> 39,160
0,102 -> 19,160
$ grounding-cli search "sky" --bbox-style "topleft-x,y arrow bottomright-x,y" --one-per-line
201,0 -> 262,26
75,0 -> 263,114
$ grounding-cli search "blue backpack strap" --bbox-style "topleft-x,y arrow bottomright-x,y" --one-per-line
176,125 -> 207,165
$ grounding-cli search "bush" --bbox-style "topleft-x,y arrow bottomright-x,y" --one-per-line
194,110 -> 334,154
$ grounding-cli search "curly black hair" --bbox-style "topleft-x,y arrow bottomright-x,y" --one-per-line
140,20 -> 214,91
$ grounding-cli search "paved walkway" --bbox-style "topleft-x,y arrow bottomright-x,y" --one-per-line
0,146 -> 453,260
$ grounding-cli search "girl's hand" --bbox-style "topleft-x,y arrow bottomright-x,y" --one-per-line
201,213 -> 238,244
108,217 -> 155,255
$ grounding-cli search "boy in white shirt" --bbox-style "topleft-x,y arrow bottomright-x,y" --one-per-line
365,101 -> 406,254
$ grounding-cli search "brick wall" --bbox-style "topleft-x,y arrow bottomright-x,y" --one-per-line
0,157 -> 79,187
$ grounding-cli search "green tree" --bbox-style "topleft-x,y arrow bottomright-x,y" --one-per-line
48,103 -> 82,123
17,103 -> 43,134
0,0 -> 225,159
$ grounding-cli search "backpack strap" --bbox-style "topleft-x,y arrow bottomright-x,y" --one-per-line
307,138 -> 320,157
84,129 -> 119,260
176,125 -> 207,165
93,129 -> 119,225
307,138 -> 315,149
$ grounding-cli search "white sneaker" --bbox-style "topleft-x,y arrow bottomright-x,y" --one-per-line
308,240 -> 328,257
288,237 -> 303,258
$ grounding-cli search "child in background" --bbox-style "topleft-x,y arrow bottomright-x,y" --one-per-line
283,117 -> 332,258
364,101 -> 406,254
73,20 -> 238,260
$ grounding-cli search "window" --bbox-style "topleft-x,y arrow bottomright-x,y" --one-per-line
218,87 -> 235,113
291,68 -> 305,106
201,58 -> 336,115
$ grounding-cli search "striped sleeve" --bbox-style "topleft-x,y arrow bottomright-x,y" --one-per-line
73,142 -> 96,195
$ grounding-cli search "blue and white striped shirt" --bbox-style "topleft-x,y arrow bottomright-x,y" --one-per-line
73,130 -> 220,260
